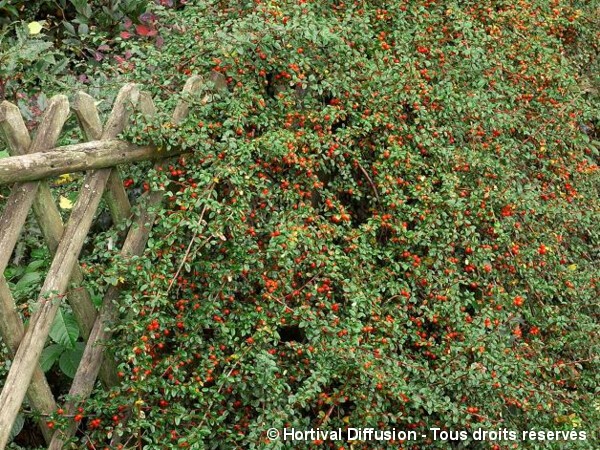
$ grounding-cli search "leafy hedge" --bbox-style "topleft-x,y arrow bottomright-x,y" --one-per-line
0,0 -> 154,126
9,0 -> 600,449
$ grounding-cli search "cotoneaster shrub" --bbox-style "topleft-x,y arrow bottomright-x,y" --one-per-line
43,1 -> 599,449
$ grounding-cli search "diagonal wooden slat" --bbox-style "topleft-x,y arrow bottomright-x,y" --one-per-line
71,92 -> 102,141
0,276 -> 56,444
171,75 -> 205,124
70,88 -> 144,384
95,91 -> 134,225
70,91 -> 128,386
0,83 -> 140,448
48,190 -> 164,449
69,91 -> 132,227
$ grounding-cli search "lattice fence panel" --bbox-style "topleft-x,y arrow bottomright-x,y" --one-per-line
0,75 -> 212,449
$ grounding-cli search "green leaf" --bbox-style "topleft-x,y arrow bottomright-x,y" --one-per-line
3,265 -> 23,281
0,2 -> 19,18
15,271 -> 43,292
59,342 -> 85,378
50,310 -> 80,349
26,259 -> 46,273
63,21 -> 76,36
40,344 -> 64,372
0,150 -> 9,159
8,413 -> 25,443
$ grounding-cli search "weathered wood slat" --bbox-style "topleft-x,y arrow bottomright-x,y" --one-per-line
0,97 -> 70,269
98,86 -> 139,224
1,97 -> 96,353
66,92 -> 112,338
71,92 -> 103,141
61,87 -> 148,388
0,185 -> 37,271
102,84 -> 140,139
0,101 -> 32,151
138,91 -> 158,117
0,98 -> 108,377
31,185 -> 65,253
0,277 -> 56,444
104,168 -> 132,221
60,92 -> 129,346
0,139 -> 185,185
172,75 -> 204,124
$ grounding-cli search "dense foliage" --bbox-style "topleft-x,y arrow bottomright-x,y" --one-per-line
0,0 -> 157,129
2,0 -> 599,449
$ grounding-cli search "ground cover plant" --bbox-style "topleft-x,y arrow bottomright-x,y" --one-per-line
1,0 -> 599,449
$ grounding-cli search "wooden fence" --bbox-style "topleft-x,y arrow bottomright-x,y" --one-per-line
0,75 -> 211,449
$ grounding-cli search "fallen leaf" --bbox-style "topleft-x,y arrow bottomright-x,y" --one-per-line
27,21 -> 43,35
55,174 -> 73,185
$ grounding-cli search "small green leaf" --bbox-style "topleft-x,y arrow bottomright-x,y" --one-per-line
26,259 -> 46,273
8,413 -> 25,442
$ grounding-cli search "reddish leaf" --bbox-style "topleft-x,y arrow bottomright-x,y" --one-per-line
120,31 -> 132,39
136,24 -> 157,37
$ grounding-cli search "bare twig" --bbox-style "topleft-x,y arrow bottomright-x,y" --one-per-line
166,182 -> 215,295
357,161 -> 381,204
